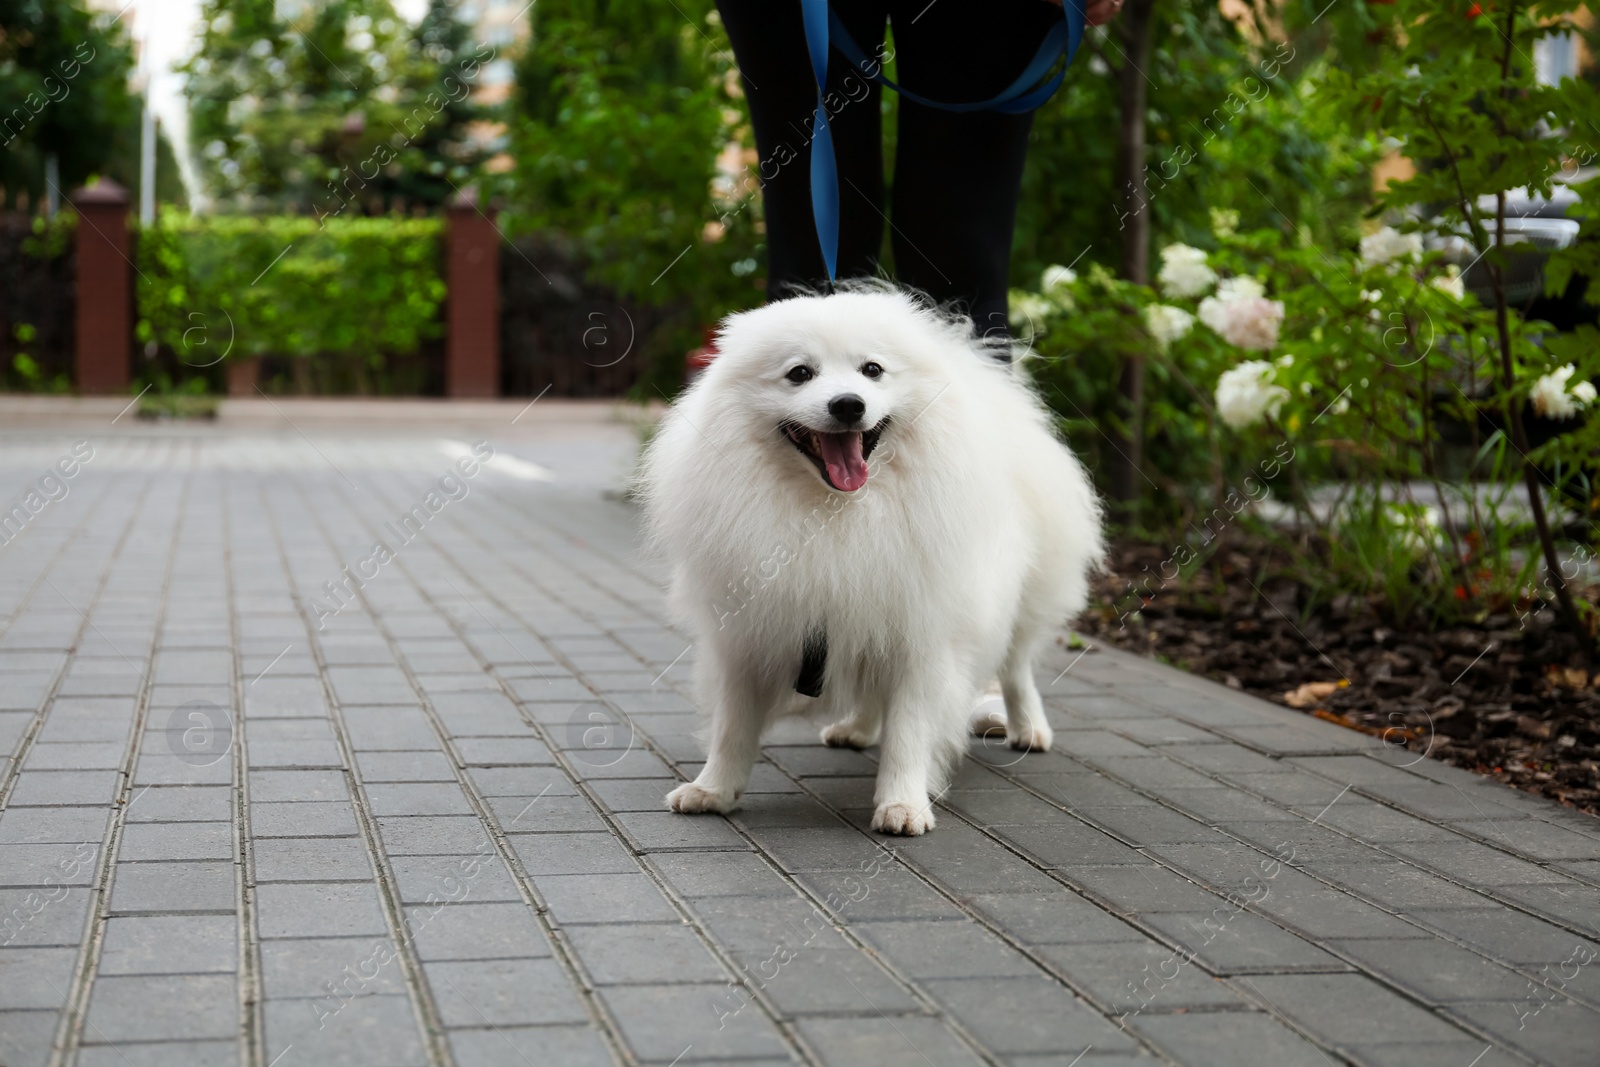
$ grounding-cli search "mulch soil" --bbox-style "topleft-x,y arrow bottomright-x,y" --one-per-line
1076,535 -> 1600,815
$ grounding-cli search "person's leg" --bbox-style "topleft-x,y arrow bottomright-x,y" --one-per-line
716,0 -> 890,299
887,0 -> 1062,340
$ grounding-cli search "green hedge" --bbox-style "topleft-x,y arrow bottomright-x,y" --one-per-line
135,213 -> 446,366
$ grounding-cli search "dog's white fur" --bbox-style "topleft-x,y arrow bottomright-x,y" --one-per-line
640,288 -> 1103,835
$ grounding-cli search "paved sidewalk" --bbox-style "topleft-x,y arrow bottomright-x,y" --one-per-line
1,416 -> 1597,1067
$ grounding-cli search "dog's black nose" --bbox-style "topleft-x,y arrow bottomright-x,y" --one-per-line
828,394 -> 866,425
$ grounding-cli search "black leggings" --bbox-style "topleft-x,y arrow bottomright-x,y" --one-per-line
717,0 -> 1060,338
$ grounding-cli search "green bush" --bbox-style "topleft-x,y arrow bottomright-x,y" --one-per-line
499,0 -> 764,395
135,212 -> 446,372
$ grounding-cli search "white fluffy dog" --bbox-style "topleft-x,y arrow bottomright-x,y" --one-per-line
640,288 -> 1103,835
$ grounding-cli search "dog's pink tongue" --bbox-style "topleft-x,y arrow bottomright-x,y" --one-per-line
818,432 -> 868,492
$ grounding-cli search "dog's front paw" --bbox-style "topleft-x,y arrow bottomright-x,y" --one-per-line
1008,721 -> 1053,752
821,720 -> 878,749
666,782 -> 738,814
871,802 -> 935,836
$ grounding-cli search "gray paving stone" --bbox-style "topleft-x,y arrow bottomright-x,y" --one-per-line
125,785 -> 232,823
76,1040 -> 240,1067
565,922 -> 727,984
1317,863 -> 1499,911
404,902 -> 551,961
465,765 -> 579,797
249,768 -> 349,802
613,811 -> 751,852
244,676 -> 330,718
588,777 -> 685,812
1247,867 -> 1433,940
534,873 -> 686,926
790,865 -> 966,922
108,861 -> 234,914
1443,998 -> 1600,1067
447,1024 -> 616,1067
253,800 -> 361,837
426,957 -> 587,1026
487,793 -> 609,833
795,1015 -> 985,1067
1061,864 -> 1230,916
259,936 -> 409,998
876,824 -> 1062,896
1326,937 -> 1536,1004
99,914 -> 236,975
967,889 -> 1145,946
375,815 -> 489,855
689,895 -> 847,953
510,831 -> 638,875
83,973 -> 236,1041
566,748 -> 676,780
1037,939 -> 1253,1011
131,750 -> 235,787
0,1008 -> 54,1067
252,836 -> 373,883
1139,910 -> 1345,975
1240,972 -> 1480,1046
118,820 -> 233,861
996,819 -> 1151,867
751,825 -> 915,875
0,886 -> 92,947
599,982 -> 792,1061
1129,1010 -> 1336,1067
452,736 -> 555,767
364,782 -> 476,817
257,883 -> 387,939
921,975 -> 1139,1055
1410,907 -> 1599,966
0,806 -> 111,846
1454,818 -> 1600,862
1492,880 -> 1600,930
7,770 -> 120,806
263,992 -> 428,1066
353,749 -> 456,782
388,853 -> 521,904
649,852 -> 793,899
0,946 -> 76,1009
1388,839 -> 1570,885
855,920 -> 1042,978
24,742 -> 125,770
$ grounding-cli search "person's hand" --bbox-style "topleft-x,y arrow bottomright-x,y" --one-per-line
1046,0 -> 1124,27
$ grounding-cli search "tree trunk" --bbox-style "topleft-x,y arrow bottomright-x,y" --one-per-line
1111,0 -> 1156,513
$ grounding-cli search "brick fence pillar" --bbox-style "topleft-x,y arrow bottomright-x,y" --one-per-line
446,189 -> 500,398
71,180 -> 132,394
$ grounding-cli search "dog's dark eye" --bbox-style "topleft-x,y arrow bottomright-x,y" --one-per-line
861,361 -> 883,379
785,366 -> 814,385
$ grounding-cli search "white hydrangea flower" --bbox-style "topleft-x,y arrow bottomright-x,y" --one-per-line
1198,281 -> 1284,351
1360,226 -> 1423,269
1008,292 -> 1055,329
1143,304 -> 1194,351
1215,275 -> 1266,302
1431,265 -> 1466,301
1157,243 -> 1217,299
1040,264 -> 1077,292
1215,360 -> 1289,429
1531,364 -> 1596,420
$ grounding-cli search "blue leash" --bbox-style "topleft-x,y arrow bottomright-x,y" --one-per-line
800,0 -> 1087,282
